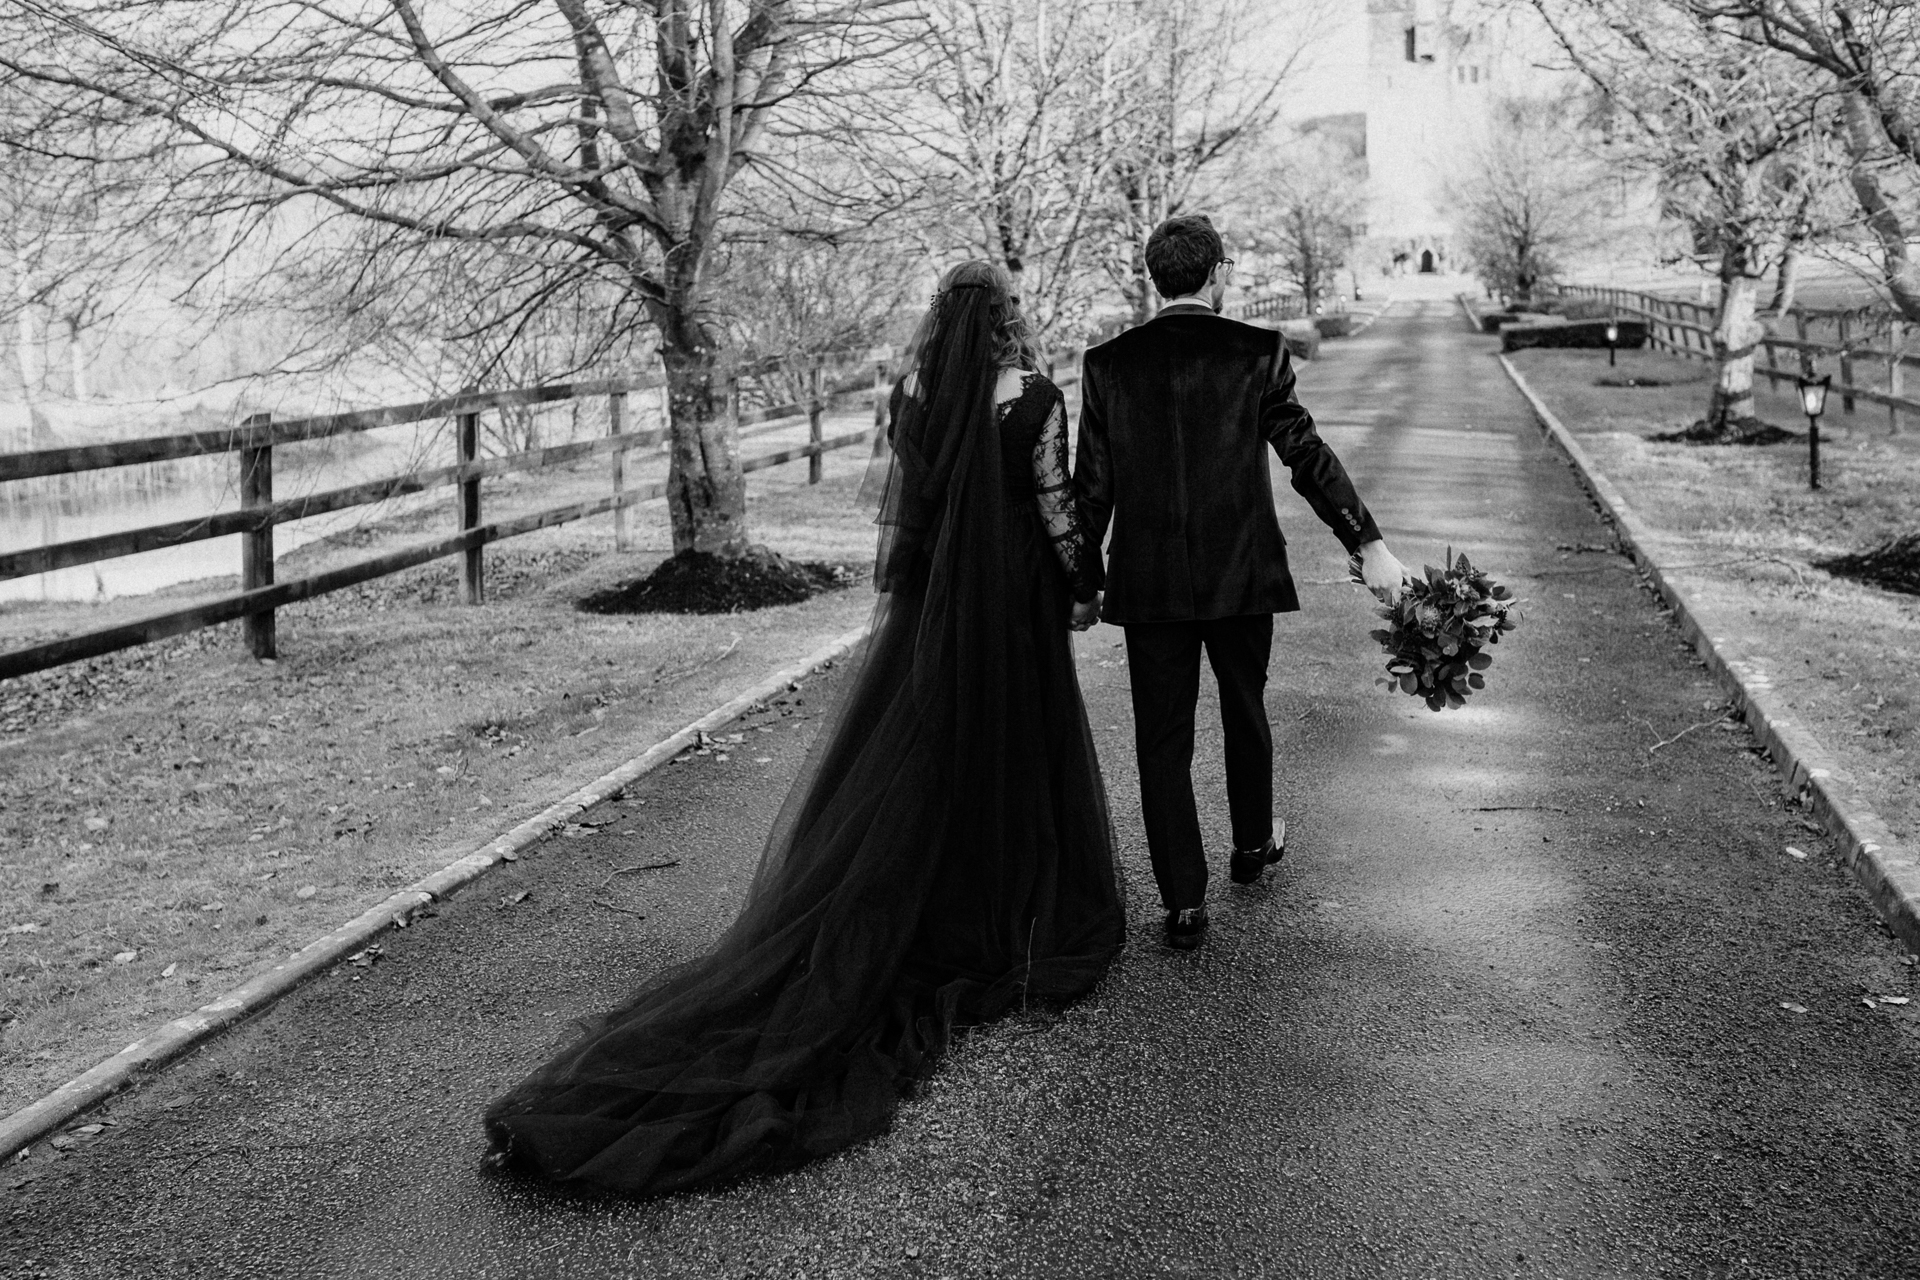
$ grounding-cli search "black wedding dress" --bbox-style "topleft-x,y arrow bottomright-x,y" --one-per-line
483,291 -> 1123,1197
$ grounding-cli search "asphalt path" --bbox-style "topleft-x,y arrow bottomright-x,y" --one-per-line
7,299 -> 1919,1280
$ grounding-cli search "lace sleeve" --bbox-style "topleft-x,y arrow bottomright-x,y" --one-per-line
1031,386 -> 1103,603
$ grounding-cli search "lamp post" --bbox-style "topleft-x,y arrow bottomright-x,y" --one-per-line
1605,318 -> 1619,367
1796,373 -> 1831,490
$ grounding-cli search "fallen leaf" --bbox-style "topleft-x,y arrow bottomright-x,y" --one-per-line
346,945 -> 383,968
1875,995 -> 1911,1006
84,817 -> 110,832
295,886 -> 317,900
1785,846 -> 1808,861
112,950 -> 138,965
74,1125 -> 103,1136
497,890 -> 532,909
161,963 -> 177,978
6,923 -> 42,935
48,1136 -> 74,1151
1780,1001 -> 1809,1014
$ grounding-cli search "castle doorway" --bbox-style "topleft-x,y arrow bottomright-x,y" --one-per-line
1419,248 -> 1435,273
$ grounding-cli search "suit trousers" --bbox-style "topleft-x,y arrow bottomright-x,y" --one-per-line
1122,614 -> 1275,911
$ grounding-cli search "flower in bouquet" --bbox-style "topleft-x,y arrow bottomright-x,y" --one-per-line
1350,548 -> 1520,712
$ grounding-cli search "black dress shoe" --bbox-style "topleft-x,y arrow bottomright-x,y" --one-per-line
1229,832 -> 1286,885
1164,906 -> 1209,950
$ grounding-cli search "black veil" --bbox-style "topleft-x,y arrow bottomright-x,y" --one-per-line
483,279 -> 1120,1196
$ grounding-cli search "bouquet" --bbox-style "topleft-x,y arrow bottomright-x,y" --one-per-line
1350,548 -> 1520,712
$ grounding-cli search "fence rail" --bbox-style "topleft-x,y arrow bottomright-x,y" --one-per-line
1556,284 -> 1919,428
0,352 -> 892,682
1239,293 -> 1312,323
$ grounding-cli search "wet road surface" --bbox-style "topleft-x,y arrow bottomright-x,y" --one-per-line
6,299 -> 1918,1280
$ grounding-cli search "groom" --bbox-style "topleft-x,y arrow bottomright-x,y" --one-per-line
1073,214 -> 1406,951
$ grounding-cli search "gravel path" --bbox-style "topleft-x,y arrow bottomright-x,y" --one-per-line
5,300 -> 1918,1280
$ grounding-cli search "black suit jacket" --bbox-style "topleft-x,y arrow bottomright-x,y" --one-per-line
1074,304 -> 1381,624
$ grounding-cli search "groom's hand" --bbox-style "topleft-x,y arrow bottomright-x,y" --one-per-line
1070,594 -> 1102,631
1358,540 -> 1408,604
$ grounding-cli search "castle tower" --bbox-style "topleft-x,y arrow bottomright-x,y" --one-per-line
1362,0 -> 1496,272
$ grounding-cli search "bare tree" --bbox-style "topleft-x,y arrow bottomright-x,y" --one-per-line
0,78 -> 170,430
1231,128 -> 1366,309
2,0 -> 905,558
1683,1 -> 1920,322
1098,0 -> 1315,325
896,0 -> 1123,351
1447,94 -> 1606,305
1533,0 -> 1836,440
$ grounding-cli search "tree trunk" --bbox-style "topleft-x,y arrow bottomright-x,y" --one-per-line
1707,247 -> 1765,436
660,335 -> 749,557
65,316 -> 89,400
1842,92 -> 1920,324
1766,242 -> 1800,314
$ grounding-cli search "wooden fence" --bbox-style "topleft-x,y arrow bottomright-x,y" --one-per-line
1239,293 -> 1312,323
0,352 -> 893,682
1556,284 -> 1918,430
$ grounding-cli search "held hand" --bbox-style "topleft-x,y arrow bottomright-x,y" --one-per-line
1358,540 -> 1408,604
1070,594 -> 1102,632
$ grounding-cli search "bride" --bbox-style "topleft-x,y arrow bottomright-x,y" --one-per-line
484,260 -> 1125,1196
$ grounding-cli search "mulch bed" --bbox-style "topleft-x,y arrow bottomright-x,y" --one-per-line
1651,417 -> 1802,446
1814,533 -> 1920,599
579,548 -> 861,615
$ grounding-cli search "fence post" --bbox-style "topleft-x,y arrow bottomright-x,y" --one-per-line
1838,316 -> 1856,415
871,354 -> 888,433
807,361 -> 824,485
1794,312 -> 1814,380
1890,322 -> 1905,434
239,412 -> 275,660
458,409 -> 483,604
610,389 -> 630,550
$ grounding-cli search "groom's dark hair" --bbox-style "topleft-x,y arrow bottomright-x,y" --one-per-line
1145,215 -> 1224,299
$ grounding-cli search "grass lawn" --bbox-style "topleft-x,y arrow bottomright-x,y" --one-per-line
0,448 -> 881,1116
1509,345 -> 1920,852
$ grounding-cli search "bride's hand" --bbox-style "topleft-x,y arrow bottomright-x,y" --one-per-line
1070,594 -> 1102,631
1358,540 -> 1408,604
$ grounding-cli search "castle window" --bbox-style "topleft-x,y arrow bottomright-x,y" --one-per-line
1471,66 -> 1480,83
1405,27 -> 1416,62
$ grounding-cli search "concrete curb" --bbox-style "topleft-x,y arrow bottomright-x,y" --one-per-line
1456,292 -> 1486,333
1344,299 -> 1393,338
1496,354 -> 1920,954
0,624 -> 873,1160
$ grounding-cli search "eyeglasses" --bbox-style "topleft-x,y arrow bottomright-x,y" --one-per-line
1219,257 -> 1234,270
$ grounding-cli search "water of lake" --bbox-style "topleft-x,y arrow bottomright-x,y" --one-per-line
0,426 -> 447,604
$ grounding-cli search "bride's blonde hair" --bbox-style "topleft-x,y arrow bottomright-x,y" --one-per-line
933,260 -> 1041,371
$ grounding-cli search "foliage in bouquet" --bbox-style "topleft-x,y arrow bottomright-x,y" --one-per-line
1351,548 -> 1520,712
